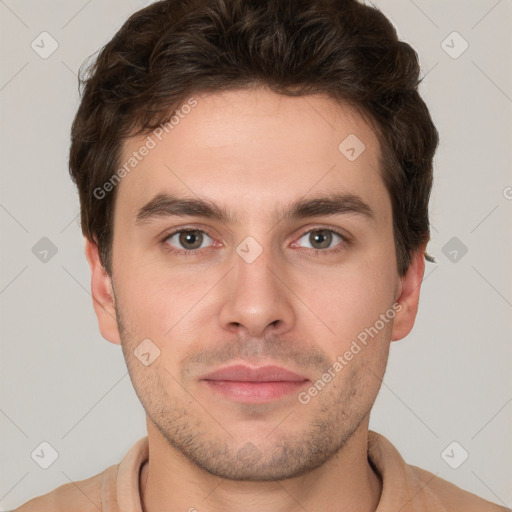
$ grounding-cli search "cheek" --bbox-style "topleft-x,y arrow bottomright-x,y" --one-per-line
294,257 -> 397,347
115,267 -> 176,337
118,266 -> 222,358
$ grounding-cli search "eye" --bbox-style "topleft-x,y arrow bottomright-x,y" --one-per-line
160,226 -> 348,257
294,228 -> 346,252
163,229 -> 214,253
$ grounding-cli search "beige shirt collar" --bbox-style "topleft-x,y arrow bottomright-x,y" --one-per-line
108,430 -> 445,512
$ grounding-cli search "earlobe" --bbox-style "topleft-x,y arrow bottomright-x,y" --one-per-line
84,238 -> 121,345
391,246 -> 427,342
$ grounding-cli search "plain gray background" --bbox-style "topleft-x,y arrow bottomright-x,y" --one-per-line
1,0 -> 511,510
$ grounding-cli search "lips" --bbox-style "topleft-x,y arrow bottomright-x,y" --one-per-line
200,364 -> 309,403
200,364 -> 308,383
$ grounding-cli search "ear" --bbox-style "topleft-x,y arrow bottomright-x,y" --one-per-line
84,238 -> 121,345
391,245 -> 427,342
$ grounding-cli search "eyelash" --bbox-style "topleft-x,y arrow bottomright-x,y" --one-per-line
159,226 -> 350,257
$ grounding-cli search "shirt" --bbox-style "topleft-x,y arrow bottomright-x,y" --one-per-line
14,430 -> 509,511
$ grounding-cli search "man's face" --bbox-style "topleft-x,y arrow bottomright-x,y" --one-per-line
101,88 -> 410,480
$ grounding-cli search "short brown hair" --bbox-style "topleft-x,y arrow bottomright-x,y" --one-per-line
69,0 -> 439,277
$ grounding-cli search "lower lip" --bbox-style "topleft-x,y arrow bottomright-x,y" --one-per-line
203,380 -> 309,403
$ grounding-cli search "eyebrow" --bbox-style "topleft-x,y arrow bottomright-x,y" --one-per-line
135,192 -> 375,225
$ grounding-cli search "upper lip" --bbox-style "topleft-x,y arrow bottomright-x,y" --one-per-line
200,364 -> 308,382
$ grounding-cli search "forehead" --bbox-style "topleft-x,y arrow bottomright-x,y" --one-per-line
114,88 -> 387,226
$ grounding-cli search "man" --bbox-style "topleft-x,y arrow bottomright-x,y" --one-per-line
15,0 -> 508,510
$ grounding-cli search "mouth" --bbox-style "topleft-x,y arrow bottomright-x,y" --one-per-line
200,364 -> 310,403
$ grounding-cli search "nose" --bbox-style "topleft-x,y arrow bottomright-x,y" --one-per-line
218,243 -> 296,339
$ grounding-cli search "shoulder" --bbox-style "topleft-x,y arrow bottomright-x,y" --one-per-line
367,431 -> 509,512
409,464 -> 510,512
14,464 -> 118,512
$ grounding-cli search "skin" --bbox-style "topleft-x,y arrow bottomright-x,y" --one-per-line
85,87 -> 426,512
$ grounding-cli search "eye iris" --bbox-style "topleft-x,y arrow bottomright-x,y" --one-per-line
179,230 -> 203,249
310,230 -> 332,249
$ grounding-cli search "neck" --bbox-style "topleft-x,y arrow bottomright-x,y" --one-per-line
140,418 -> 382,512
